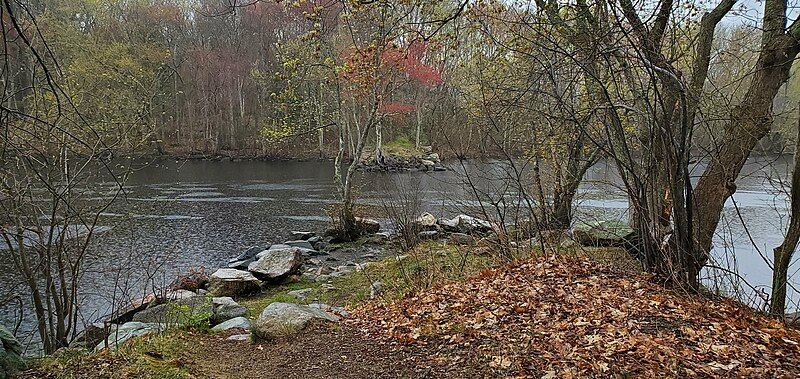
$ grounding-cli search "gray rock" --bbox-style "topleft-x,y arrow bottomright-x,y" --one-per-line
418,230 -> 439,239
211,317 -> 251,332
438,214 -> 491,235
226,333 -> 251,341
449,232 -> 474,245
355,217 -> 381,234
252,302 -> 339,340
361,253 -> 377,260
1,324 -> 25,376
94,322 -> 165,351
370,281 -> 383,299
297,247 -> 322,257
285,240 -> 314,250
290,231 -> 316,240
307,236 -> 322,245
228,246 -> 262,264
248,248 -> 303,281
212,297 -> 248,324
132,297 -> 211,325
414,212 -> 438,230
420,159 -> 435,167
69,321 -> 110,349
427,153 -> 441,162
267,243 -> 292,250
209,268 -> 262,297
287,288 -> 313,301
161,289 -> 198,302
308,303 -> 350,318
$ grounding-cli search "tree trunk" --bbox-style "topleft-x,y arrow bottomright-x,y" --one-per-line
770,105 -> 800,316
692,23 -> 800,256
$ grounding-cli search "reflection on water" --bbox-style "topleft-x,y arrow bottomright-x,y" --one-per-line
1,156 -> 796,350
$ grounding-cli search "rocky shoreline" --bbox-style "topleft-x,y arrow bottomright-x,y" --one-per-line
64,212 -> 508,354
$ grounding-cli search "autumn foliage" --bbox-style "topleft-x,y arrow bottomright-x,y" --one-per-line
351,255 -> 800,377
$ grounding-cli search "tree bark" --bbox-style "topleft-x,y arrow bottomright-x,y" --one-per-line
770,105 -> 800,316
693,11 -> 800,256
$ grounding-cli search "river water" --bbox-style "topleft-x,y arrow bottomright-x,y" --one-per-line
1,156 -> 796,350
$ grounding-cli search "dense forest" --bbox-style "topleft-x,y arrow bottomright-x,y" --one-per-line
3,0 -> 800,376
4,0 -> 799,158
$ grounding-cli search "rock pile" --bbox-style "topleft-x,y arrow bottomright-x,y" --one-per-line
357,148 -> 446,172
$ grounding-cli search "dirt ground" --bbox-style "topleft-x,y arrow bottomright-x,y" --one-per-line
167,324 -> 484,379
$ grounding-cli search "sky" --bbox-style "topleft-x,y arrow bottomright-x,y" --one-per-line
721,0 -> 800,26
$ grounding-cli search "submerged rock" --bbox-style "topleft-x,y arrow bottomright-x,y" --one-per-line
252,302 -> 339,340
248,247 -> 303,281
209,268 -> 262,297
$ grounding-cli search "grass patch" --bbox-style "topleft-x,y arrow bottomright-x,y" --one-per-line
240,240 -> 514,316
382,136 -> 422,158
27,330 -> 201,379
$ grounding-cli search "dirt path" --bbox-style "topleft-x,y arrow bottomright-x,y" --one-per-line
179,325 -> 482,379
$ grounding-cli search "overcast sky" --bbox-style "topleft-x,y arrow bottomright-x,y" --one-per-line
721,0 -> 799,26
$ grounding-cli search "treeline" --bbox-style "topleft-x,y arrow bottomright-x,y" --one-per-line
6,0 -> 796,158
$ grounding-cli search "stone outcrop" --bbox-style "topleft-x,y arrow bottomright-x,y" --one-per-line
252,302 -> 339,340
209,268 -> 262,297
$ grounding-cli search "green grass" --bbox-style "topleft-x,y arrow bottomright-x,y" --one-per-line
382,136 -> 422,158
240,240 -> 508,316
29,330 -> 199,379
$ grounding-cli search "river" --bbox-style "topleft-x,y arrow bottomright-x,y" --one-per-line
1,156 -> 797,350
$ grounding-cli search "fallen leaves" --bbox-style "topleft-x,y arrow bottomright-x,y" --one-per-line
349,255 -> 800,378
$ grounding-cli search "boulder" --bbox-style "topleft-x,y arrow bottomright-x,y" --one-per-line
161,289 -> 198,302
212,297 -> 248,324
413,212 -> 438,230
284,240 -> 314,250
355,217 -> 381,234
449,232 -> 474,245
248,248 -> 303,281
267,243 -> 292,250
132,296 -> 211,325
94,322 -> 164,351
420,159 -> 435,168
252,302 -> 339,340
211,317 -> 251,332
1,324 -> 25,377
69,322 -> 111,349
418,230 -> 439,240
104,294 -> 157,325
170,269 -> 209,292
438,214 -> 491,235
228,246 -> 263,264
209,268 -> 262,297
572,220 -> 635,247
227,246 -> 265,270
290,231 -> 316,241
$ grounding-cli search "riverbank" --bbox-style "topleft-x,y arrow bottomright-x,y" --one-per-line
14,231 -> 800,378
